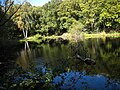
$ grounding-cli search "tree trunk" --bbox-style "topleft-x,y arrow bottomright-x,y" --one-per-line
22,29 -> 28,39
22,28 -> 26,38
25,29 -> 28,38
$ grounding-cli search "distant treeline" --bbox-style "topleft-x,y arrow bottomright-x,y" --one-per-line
0,0 -> 120,39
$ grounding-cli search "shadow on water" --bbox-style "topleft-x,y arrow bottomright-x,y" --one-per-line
0,40 -> 22,75
0,37 -> 120,89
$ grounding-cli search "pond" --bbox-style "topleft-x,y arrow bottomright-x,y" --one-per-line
0,38 -> 120,90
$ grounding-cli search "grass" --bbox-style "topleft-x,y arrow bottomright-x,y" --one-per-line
20,32 -> 120,43
84,31 -> 120,39
20,34 -> 42,43
20,34 -> 62,43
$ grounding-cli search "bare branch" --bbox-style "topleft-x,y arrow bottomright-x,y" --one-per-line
0,1 -> 25,27
0,1 -> 14,22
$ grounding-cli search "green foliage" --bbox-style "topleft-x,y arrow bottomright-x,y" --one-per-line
0,0 -> 22,39
0,0 -> 120,39
28,0 -> 120,36
2,66 -> 53,89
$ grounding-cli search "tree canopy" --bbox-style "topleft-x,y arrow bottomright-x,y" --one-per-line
0,0 -> 120,39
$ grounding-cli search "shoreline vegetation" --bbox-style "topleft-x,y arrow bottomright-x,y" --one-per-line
22,32 -> 120,43
1,0 -> 120,42
0,0 -> 120,89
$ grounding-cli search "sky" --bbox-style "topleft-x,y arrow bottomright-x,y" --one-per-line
0,0 -> 51,6
27,0 -> 51,6
1,0 -> 51,6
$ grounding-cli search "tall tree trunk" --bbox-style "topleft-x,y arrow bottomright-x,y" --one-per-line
22,28 -> 26,38
25,29 -> 28,38
22,28 -> 28,39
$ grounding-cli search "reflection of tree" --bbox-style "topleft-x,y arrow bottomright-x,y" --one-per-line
41,38 -> 120,81
1,38 -> 120,89
24,41 -> 30,50
83,38 -> 120,80
16,41 -> 33,70
70,42 -> 96,66
53,71 -> 120,90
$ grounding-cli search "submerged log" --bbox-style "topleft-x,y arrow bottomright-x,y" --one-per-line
76,54 -> 83,60
76,54 -> 96,65
84,58 -> 96,65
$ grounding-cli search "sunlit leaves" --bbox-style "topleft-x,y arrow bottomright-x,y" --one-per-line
1,0 -> 120,39
15,0 -> 120,37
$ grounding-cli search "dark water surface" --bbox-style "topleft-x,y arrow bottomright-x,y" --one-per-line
0,38 -> 120,89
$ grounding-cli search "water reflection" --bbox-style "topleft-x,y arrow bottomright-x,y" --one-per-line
0,40 -> 22,76
0,38 -> 120,89
53,71 -> 120,90
15,38 -> 120,89
16,41 -> 31,70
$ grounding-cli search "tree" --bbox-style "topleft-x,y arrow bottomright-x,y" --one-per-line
0,0 -> 25,39
0,0 -> 24,27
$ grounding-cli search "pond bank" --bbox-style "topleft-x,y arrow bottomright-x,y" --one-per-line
84,32 -> 120,39
21,32 -> 120,43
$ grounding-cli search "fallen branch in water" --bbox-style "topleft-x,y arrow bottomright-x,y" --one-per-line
76,54 -> 96,65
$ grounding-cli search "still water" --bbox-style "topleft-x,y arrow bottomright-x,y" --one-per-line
0,38 -> 120,89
